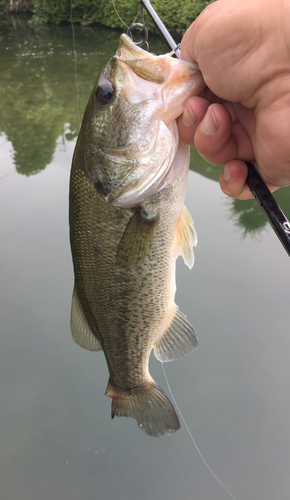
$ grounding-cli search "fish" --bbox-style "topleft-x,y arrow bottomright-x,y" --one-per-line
69,34 -> 205,437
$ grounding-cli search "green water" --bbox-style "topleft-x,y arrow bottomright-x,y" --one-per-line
1,16 -> 290,500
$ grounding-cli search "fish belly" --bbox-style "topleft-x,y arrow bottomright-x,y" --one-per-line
70,165 -> 180,388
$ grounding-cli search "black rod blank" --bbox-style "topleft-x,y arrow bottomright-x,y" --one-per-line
246,162 -> 290,256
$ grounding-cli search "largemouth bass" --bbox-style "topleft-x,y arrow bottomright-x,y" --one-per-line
69,34 -> 205,437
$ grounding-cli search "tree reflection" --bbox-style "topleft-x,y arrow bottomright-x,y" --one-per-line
190,147 -> 290,235
0,18 -> 121,175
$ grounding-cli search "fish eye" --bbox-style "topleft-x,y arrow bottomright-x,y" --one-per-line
95,82 -> 115,107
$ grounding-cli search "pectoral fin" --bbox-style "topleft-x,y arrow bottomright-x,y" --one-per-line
70,286 -> 102,351
117,208 -> 159,266
173,206 -> 197,269
154,305 -> 198,362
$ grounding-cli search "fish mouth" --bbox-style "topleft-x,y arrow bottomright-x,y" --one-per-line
114,34 -> 169,84
94,36 -> 205,207
112,34 -> 205,123
115,34 -> 201,82
116,34 -> 158,62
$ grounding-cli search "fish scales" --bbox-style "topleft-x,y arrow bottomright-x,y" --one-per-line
69,34 -> 205,437
70,169 -> 181,385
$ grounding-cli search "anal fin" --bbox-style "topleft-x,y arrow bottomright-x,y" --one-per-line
154,305 -> 198,362
173,205 -> 197,269
70,285 -> 102,351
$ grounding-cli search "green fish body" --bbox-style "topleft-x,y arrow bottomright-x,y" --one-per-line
69,35 -> 205,437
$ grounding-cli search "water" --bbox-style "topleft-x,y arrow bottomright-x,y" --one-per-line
1,16 -> 290,500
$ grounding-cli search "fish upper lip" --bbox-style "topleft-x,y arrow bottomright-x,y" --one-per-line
117,33 -> 156,60
115,56 -> 166,85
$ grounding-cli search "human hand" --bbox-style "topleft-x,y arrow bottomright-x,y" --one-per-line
178,0 -> 290,199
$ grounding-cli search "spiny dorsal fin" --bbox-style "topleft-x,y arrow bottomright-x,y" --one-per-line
173,205 -> 197,269
117,207 -> 159,266
154,305 -> 198,362
70,286 -> 102,351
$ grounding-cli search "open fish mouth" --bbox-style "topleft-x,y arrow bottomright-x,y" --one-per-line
115,33 -> 200,79
115,34 -> 170,85
92,34 -> 205,208
113,34 -> 202,113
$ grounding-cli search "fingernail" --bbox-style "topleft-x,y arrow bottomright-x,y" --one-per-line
201,106 -> 218,135
223,163 -> 232,182
182,102 -> 198,128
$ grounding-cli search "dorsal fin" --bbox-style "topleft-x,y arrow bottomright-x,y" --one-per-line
154,305 -> 198,362
173,205 -> 197,269
70,286 -> 102,351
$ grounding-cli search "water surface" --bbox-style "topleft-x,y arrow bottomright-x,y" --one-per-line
1,17 -> 290,500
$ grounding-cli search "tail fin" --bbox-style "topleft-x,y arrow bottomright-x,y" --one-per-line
105,379 -> 180,437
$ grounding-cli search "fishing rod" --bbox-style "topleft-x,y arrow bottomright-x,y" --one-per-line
130,0 -> 290,257
140,0 -> 180,58
246,162 -> 290,255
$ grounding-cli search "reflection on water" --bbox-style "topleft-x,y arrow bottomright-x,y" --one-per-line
1,16 -> 290,237
0,17 -> 123,175
190,148 -> 290,235
1,16 -> 290,500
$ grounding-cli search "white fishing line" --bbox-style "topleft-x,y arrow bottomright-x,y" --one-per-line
161,363 -> 237,500
112,0 -> 129,29
70,0 -> 81,129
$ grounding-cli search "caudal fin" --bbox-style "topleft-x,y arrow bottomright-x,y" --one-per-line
105,379 -> 180,437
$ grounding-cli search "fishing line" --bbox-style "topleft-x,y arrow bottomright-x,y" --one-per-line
161,363 -> 237,500
112,0 -> 129,29
112,0 -> 149,50
70,0 -> 81,130
0,170 -> 16,182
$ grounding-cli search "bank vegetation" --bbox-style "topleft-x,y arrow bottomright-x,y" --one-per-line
1,0 -> 214,32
